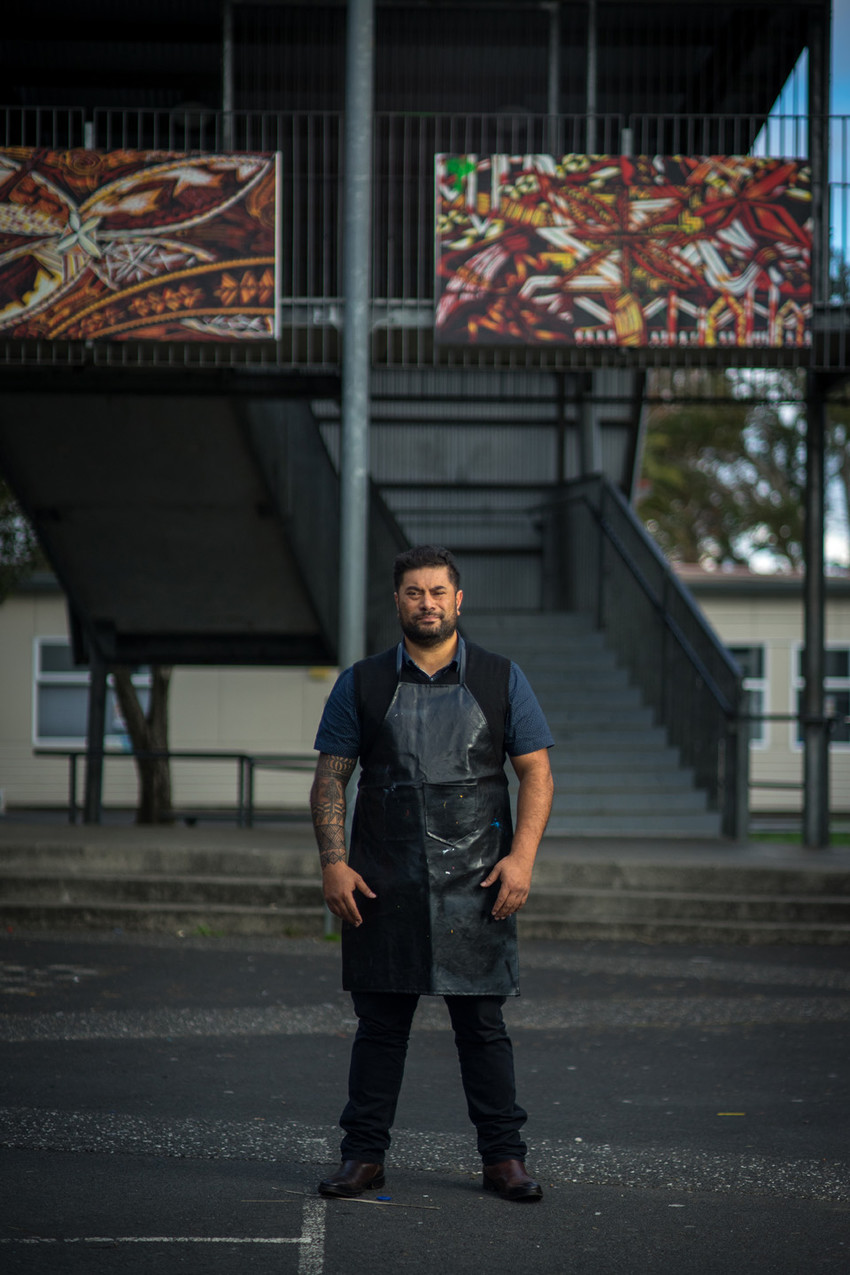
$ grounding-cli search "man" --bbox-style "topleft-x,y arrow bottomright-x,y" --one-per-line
311,545 -> 554,1203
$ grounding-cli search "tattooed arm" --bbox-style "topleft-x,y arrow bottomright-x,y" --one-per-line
310,753 -> 375,927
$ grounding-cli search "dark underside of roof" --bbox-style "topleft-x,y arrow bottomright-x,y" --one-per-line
2,1 -> 822,121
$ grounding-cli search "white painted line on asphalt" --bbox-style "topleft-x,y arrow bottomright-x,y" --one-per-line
1,1237 -> 305,1244
298,1198 -> 326,1275
0,1198 -> 327,1270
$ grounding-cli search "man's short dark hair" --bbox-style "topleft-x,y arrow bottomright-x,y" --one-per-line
393,545 -> 461,592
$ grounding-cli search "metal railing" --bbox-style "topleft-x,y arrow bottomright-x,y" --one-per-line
541,475 -> 747,837
1,107 -> 847,373
36,749 -> 317,828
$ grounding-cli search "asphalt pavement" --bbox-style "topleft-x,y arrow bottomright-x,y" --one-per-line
1,928 -> 849,1274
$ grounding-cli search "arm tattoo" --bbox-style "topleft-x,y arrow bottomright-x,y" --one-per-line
310,754 -> 357,869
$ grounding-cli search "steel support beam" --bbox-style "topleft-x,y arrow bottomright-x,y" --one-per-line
545,1 -> 562,155
586,0 -> 598,153
83,650 -> 107,825
339,0 -> 374,669
221,1 -> 234,152
801,4 -> 832,849
802,372 -> 829,849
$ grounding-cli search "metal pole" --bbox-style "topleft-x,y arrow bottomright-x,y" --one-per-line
801,6 -> 831,849
339,0 -> 374,670
545,2 -> 561,156
221,1 -> 234,152
586,0 -> 598,153
83,651 -> 107,825
807,2 -> 830,311
802,372 -> 829,848
577,371 -> 599,474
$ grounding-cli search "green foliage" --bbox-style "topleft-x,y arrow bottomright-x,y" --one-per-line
0,474 -> 45,602
638,370 -> 849,571
830,248 -> 850,305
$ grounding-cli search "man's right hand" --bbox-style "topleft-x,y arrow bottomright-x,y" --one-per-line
321,861 -> 376,927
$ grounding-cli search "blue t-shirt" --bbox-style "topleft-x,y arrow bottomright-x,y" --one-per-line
314,638 -> 554,759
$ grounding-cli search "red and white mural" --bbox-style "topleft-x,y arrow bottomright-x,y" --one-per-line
435,154 -> 812,349
0,149 -> 279,341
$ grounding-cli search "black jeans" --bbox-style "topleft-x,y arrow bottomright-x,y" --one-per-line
338,992 -> 528,1166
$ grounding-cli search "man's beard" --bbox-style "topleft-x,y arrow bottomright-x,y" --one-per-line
399,611 -> 458,647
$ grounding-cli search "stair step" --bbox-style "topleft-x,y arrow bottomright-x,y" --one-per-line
0,872 -> 321,907
549,747 -> 681,765
549,772 -> 695,791
550,790 -> 709,813
4,840 -> 848,944
533,687 -> 643,710
516,916 -> 850,944
545,812 -> 723,836
0,900 -> 326,938
521,887 -> 850,924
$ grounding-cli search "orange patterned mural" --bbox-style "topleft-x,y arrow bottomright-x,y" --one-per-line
0,148 -> 279,341
435,155 -> 812,349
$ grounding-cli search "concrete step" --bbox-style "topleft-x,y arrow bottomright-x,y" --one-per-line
0,841 -> 319,878
532,686 -> 644,710
0,900 -> 326,938
522,887 -> 850,925
550,790 -> 709,813
3,831 -> 849,942
550,771 -> 695,791
553,729 -> 672,751
0,871 -> 321,908
545,812 -> 724,836
533,858 -> 850,894
545,706 -> 656,728
517,916 -> 850,944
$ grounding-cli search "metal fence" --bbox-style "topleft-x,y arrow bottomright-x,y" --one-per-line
544,475 -> 747,837
1,107 -> 848,373
37,748 -> 316,827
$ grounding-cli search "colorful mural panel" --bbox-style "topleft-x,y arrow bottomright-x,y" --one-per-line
0,149 -> 279,342
435,155 -> 812,349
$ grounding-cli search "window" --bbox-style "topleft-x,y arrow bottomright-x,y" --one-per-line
728,644 -> 767,747
34,638 -> 151,748
793,646 -> 850,746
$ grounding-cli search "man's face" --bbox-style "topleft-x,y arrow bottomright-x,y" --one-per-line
395,566 -> 463,648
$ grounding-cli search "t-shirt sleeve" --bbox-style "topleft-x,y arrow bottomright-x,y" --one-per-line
312,667 -> 361,758
505,662 -> 554,757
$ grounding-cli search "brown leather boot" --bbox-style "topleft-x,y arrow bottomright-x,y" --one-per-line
482,1159 -> 543,1201
318,1160 -> 386,1198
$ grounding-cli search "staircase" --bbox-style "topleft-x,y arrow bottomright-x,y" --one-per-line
464,613 -> 723,839
3,823 -> 850,944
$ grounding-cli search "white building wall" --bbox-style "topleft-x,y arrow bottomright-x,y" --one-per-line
0,586 -> 335,814
690,588 -> 850,816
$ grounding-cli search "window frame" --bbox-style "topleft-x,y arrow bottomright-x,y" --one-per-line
791,642 -> 850,751
728,642 -> 768,750
32,636 -> 152,750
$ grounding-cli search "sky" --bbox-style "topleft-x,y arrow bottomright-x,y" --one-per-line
832,0 -> 850,115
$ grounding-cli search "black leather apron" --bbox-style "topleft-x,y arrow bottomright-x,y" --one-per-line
343,646 -> 518,996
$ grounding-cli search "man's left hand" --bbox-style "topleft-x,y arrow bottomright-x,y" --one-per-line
480,854 -> 534,920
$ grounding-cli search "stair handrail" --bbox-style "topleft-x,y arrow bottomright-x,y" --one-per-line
538,474 -> 747,838
592,489 -> 738,716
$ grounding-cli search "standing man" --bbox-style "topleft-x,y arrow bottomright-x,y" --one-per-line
311,545 -> 553,1203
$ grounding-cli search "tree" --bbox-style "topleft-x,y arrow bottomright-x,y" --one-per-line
0,474 -> 45,600
3,467 -> 175,823
111,666 -> 175,825
638,370 -> 849,571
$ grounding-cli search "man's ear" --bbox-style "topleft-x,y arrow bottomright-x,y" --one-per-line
456,588 -> 463,613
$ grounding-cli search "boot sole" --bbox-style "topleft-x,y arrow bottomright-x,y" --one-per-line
318,1173 -> 386,1198
482,1177 -> 543,1202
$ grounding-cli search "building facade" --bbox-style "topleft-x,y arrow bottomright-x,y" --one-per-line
679,566 -> 850,822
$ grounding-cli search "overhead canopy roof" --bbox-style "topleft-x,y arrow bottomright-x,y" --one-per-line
0,393 -> 336,666
3,1 -> 820,121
